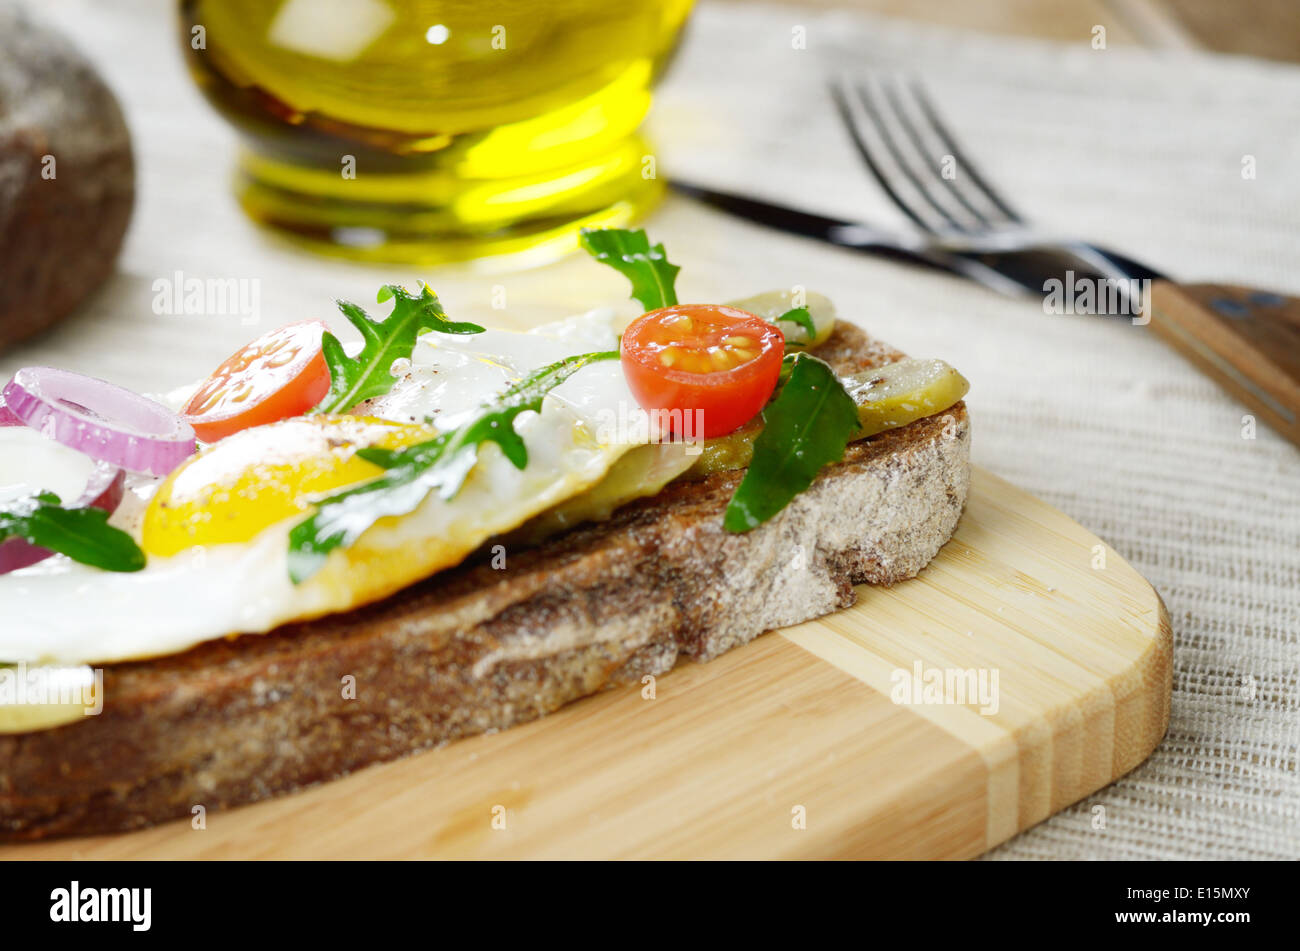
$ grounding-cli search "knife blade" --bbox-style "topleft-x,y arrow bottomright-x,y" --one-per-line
670,180 -> 1161,299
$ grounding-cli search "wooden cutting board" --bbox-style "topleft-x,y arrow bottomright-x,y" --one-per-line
1,467 -> 1170,860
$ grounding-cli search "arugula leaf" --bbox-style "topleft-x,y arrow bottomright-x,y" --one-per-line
776,307 -> 816,345
578,228 -> 680,312
288,350 -> 619,583
723,353 -> 861,533
315,283 -> 484,414
0,492 -> 145,572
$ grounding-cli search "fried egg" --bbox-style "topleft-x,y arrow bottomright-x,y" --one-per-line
0,309 -> 656,666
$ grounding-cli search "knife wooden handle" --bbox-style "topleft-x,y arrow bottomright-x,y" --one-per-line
1147,280 -> 1300,448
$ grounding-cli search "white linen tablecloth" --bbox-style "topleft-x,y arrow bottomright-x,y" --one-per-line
6,0 -> 1298,859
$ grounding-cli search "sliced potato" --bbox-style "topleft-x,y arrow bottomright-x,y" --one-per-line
726,289 -> 836,347
0,665 -> 100,734
506,441 -> 698,546
842,357 -> 971,434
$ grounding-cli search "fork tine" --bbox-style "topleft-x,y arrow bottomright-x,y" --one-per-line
836,76 -> 981,236
877,78 -> 993,228
906,79 -> 1025,226
829,79 -> 937,234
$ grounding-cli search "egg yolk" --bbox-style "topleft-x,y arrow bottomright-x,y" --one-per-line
142,415 -> 438,557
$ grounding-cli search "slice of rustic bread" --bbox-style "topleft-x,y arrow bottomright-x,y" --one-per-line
0,322 -> 969,840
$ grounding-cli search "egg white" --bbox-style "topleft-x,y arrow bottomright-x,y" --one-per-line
0,310 -> 653,666
0,428 -> 100,506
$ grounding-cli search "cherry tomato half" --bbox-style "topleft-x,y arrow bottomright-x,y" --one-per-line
620,304 -> 785,439
182,320 -> 331,443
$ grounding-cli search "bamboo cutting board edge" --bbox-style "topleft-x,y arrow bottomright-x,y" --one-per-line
781,469 -> 1173,851
0,467 -> 1172,859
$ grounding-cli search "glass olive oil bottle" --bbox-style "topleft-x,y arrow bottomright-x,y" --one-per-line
179,0 -> 693,265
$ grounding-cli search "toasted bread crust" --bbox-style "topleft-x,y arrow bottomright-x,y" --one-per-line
0,324 -> 970,840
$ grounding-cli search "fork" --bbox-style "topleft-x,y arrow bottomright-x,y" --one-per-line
831,72 -> 1300,446
830,73 -> 1161,305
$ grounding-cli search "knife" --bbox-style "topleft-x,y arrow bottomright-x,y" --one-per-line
669,180 -> 1158,299
670,181 -> 1030,296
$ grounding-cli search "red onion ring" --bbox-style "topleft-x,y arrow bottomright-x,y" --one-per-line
0,395 -> 20,426
2,367 -> 195,476
0,462 -> 126,575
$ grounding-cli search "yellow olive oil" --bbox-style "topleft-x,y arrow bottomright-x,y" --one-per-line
179,0 -> 693,265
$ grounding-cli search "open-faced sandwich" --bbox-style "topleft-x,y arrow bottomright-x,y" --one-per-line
0,229 -> 970,839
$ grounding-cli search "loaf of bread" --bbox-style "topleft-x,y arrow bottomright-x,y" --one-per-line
0,4 -> 134,352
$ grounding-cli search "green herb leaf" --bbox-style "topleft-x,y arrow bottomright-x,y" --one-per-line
315,283 -> 484,415
723,353 -> 861,533
0,493 -> 146,572
288,350 -> 619,583
776,307 -> 817,345
578,228 -> 680,312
